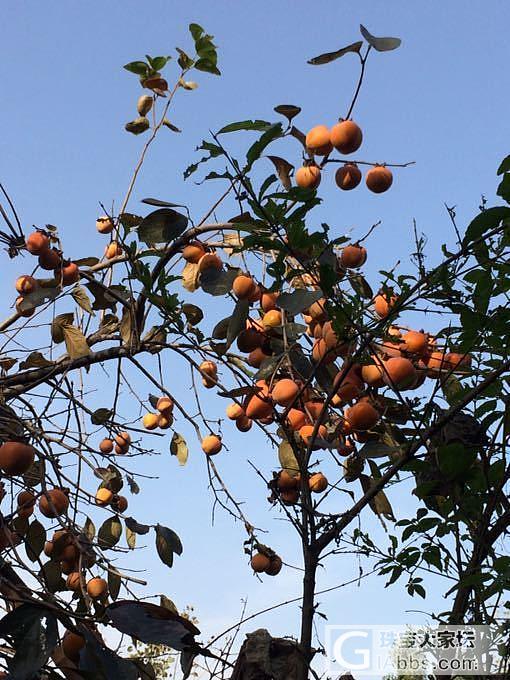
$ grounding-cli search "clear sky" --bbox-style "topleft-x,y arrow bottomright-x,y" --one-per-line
1,2 -> 509,678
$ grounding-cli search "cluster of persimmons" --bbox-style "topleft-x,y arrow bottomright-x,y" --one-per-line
296,120 -> 393,193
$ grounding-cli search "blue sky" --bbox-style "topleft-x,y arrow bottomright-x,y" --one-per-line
1,2 -> 509,678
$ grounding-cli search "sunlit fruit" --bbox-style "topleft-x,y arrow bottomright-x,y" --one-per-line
66,572 -> 81,591
87,577 -> 108,599
17,490 -> 35,518
15,296 -> 35,317
247,284 -> 261,303
58,262 -> 80,286
199,360 -> 217,377
261,291 -> 279,312
309,472 -> 328,493
330,120 -> 363,154
340,244 -> 367,269
345,401 -> 380,431
278,470 -> 299,490
95,488 -> 114,506
233,275 -> 256,300
262,310 -> 282,329
226,403 -> 244,420
333,367 -> 364,403
39,488 -> 69,518
99,438 -> 114,454
307,299 -> 327,322
158,414 -> 173,429
286,408 -> 308,431
38,248 -> 61,270
335,163 -> 362,190
312,338 -> 334,364
245,386 -> 272,420
366,165 -> 393,193
374,293 -> 397,318
248,347 -> 271,368
305,125 -> 332,155
382,357 -> 417,389
15,275 -> 37,294
96,216 -> 114,234
295,165 -> 321,189
182,241 -> 205,263
115,432 -> 131,448
299,424 -> 327,448
304,401 -> 325,422
236,415 -> 253,432
142,413 -> 159,430
237,328 -> 264,353
426,351 -> 448,374
272,379 -> 299,407
361,363 -> 384,388
156,396 -> 174,413
445,352 -> 472,371
26,231 -> 49,255
62,631 -> 85,661
105,241 -> 123,259
0,441 -> 35,476
402,330 -> 428,355
198,253 -> 222,272
251,552 -> 270,573
202,435 -> 222,455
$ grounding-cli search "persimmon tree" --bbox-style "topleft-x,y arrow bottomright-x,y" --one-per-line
0,21 -> 509,680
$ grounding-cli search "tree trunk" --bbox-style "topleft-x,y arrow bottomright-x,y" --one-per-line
297,552 -> 318,680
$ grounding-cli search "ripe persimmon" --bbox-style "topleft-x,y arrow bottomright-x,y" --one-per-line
445,352 -> 471,371
156,396 -> 174,413
38,248 -> 61,270
383,357 -> 417,389
361,363 -> 384,388
345,401 -> 380,431
58,262 -> 80,286
87,577 -> 108,599
199,360 -> 217,377
265,555 -> 283,575
261,291 -> 279,312
158,414 -> 173,429
197,253 -> 222,272
262,310 -> 282,329
299,424 -> 327,448
115,431 -> 131,448
247,284 -> 262,303
237,328 -> 264,353
114,495 -> 128,513
278,470 -> 299,490
247,346 -> 271,368
272,378 -> 299,407
335,163 -> 362,190
15,275 -> 37,294
286,408 -> 308,431
330,120 -> 363,154
304,401 -> 325,422
340,244 -> 367,269
295,165 -> 321,189
374,293 -> 397,318
245,382 -> 272,420
402,330 -> 428,355
236,415 -> 253,432
39,488 -> 69,518
95,488 -> 113,506
251,552 -> 271,573
226,403 -> 244,420
96,216 -> 114,234
309,472 -> 328,493
66,572 -> 81,591
17,490 -> 35,518
142,413 -> 159,430
426,351 -> 448,373
202,435 -> 222,455
0,441 -> 35,476
366,165 -> 393,193
233,275 -> 256,299
26,231 -> 49,255
104,241 -> 123,259
182,241 -> 205,263
281,488 -> 300,505
99,438 -> 114,454
62,631 -> 85,661
305,125 -> 332,155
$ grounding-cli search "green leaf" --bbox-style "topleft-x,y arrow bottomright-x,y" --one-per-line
84,516 -> 95,541
125,517 -> 151,535
360,25 -> 401,51
149,55 -> 171,71
71,286 -> 95,315
170,433 -> 189,466
160,595 -> 179,614
98,516 -> 122,549
194,58 -> 220,76
497,155 -> 510,175
200,267 -> 240,296
437,442 -> 476,479
155,524 -> 183,568
307,41 -> 363,65
177,48 -> 194,70
226,299 -> 250,349
246,123 -> 283,168
108,569 -> 122,600
137,208 -> 188,244
141,197 -> 186,208
349,273 -> 373,299
181,303 -> 203,326
497,173 -> 510,203
91,408 -> 113,425
278,440 -> 299,476
278,289 -> 323,315
25,520 -> 46,562
124,61 -> 149,76
126,524 -> 136,550
189,23 -> 204,41
463,206 -> 510,244
274,104 -> 301,122
217,120 -> 272,134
